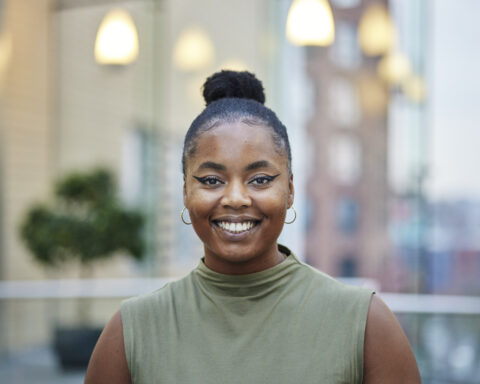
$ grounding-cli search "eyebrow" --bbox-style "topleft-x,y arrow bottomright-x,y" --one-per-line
196,160 -> 276,173
244,160 -> 275,171
197,161 -> 227,172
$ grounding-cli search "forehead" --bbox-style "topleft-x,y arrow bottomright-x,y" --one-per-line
187,121 -> 287,171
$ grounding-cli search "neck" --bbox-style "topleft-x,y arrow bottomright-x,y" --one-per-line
203,244 -> 286,275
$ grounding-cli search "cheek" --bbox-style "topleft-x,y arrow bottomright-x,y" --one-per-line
266,183 -> 291,204
185,193 -> 216,240
186,191 -> 217,219
258,190 -> 290,217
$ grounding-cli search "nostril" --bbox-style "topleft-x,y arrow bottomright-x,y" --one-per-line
221,185 -> 251,208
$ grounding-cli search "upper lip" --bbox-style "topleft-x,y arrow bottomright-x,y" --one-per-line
211,216 -> 262,223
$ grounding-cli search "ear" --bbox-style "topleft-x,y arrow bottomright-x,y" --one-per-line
287,173 -> 294,208
183,176 -> 187,206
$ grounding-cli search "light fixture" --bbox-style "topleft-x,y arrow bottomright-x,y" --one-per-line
358,3 -> 396,56
173,27 -> 215,72
286,0 -> 335,46
377,51 -> 411,85
402,75 -> 427,103
0,32 -> 12,83
94,9 -> 139,65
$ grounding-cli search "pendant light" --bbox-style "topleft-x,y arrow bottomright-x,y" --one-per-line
286,0 -> 335,46
377,51 -> 411,85
173,27 -> 215,72
95,9 -> 139,65
0,32 -> 12,80
358,3 -> 396,56
402,75 -> 427,103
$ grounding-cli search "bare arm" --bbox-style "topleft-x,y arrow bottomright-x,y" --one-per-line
363,295 -> 421,383
85,310 -> 131,384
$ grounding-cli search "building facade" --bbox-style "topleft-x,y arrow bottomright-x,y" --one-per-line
304,0 -> 391,280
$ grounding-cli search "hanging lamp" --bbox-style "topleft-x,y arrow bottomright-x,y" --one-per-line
358,3 -> 396,56
95,9 -> 139,65
377,51 -> 411,85
402,75 -> 427,103
286,0 -> 335,46
173,27 -> 215,72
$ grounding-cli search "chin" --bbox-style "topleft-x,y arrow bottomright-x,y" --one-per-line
203,239 -> 280,274
209,245 -> 258,263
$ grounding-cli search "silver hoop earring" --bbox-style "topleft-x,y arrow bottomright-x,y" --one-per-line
181,207 -> 192,225
284,206 -> 296,224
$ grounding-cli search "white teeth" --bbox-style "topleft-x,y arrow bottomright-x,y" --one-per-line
217,221 -> 255,233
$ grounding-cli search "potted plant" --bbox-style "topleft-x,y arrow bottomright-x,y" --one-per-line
20,168 -> 145,369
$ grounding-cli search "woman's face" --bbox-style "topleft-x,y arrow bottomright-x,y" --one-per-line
183,121 -> 294,275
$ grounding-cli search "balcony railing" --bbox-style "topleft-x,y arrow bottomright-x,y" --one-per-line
1,278 -> 479,384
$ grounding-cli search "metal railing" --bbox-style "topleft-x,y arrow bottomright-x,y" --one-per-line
1,278 -> 479,314
1,278 -> 480,384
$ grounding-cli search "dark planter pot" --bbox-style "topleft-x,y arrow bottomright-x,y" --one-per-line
53,326 -> 103,370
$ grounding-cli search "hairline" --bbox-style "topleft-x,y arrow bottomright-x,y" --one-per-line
183,115 -> 291,175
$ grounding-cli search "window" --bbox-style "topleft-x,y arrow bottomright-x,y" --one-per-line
328,134 -> 362,185
329,21 -> 362,70
336,197 -> 359,235
328,76 -> 361,127
331,0 -> 361,9
120,127 -> 145,206
339,256 -> 358,277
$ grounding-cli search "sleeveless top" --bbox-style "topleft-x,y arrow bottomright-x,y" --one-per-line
121,245 -> 374,384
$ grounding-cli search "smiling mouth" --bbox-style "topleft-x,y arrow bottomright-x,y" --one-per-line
213,220 -> 260,234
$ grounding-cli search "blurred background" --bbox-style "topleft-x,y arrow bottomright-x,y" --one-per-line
0,0 -> 479,382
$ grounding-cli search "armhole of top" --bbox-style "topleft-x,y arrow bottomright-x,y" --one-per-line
120,299 -> 135,382
356,290 -> 376,383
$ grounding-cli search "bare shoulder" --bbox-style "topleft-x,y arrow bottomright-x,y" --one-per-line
363,295 -> 421,384
84,310 -> 131,384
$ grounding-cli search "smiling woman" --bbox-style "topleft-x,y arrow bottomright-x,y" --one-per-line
85,70 -> 421,384
185,121 -> 293,275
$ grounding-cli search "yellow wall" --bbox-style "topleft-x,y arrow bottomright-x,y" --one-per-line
1,0 -> 53,281
0,0 -> 277,355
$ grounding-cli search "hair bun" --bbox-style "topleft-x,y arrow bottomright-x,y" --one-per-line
202,70 -> 266,106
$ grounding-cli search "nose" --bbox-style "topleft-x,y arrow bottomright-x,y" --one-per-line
220,180 -> 251,209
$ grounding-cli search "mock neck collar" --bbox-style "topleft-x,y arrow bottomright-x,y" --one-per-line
193,244 -> 299,298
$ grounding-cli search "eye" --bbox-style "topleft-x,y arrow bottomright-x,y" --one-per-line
193,176 -> 224,186
249,174 -> 280,186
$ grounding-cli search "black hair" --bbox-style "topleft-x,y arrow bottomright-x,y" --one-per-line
182,70 -> 292,174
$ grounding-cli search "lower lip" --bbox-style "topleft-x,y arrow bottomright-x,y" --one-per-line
212,222 -> 260,241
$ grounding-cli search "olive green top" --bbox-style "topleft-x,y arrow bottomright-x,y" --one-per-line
121,246 -> 374,384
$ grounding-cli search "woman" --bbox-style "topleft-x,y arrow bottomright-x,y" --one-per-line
85,70 -> 421,383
